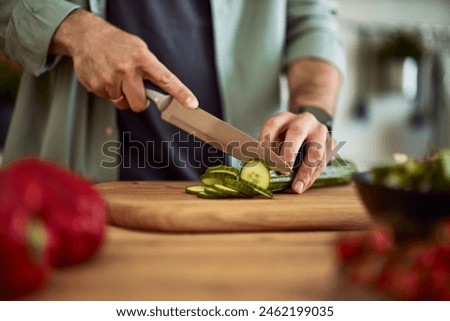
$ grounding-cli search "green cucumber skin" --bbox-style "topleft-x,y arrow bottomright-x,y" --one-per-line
268,159 -> 356,192
200,173 -> 237,186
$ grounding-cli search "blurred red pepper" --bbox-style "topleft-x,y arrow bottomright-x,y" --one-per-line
0,167 -> 55,299
20,159 -> 108,267
0,158 -> 107,298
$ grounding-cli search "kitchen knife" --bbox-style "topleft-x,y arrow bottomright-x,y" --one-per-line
146,89 -> 292,173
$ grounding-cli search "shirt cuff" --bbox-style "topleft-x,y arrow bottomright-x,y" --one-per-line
5,0 -> 80,76
285,29 -> 347,79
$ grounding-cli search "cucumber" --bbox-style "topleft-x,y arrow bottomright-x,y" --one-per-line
187,157 -> 357,199
200,173 -> 237,186
224,178 -> 273,198
269,173 -> 294,191
185,185 -> 206,195
268,159 -> 357,192
205,165 -> 239,177
311,177 -> 350,188
223,178 -> 257,196
239,159 -> 271,190
311,164 -> 354,188
212,184 -> 241,196
197,191 -> 232,199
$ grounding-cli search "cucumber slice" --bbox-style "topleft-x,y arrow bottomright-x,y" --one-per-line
212,184 -> 241,196
224,178 -> 273,198
200,173 -> 237,186
185,185 -> 206,195
204,186 -> 226,196
223,178 -> 257,196
205,165 -> 239,177
239,159 -> 271,190
196,191 -> 231,199
251,185 -> 273,198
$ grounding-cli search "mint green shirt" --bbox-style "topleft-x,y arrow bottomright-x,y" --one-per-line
0,0 -> 345,182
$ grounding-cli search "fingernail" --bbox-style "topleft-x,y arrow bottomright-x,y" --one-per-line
185,96 -> 199,109
293,181 -> 304,193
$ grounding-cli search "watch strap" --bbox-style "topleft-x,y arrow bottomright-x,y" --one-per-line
294,106 -> 333,133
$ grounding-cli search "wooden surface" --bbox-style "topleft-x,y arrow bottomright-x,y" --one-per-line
26,226 -> 367,301
97,181 -> 372,232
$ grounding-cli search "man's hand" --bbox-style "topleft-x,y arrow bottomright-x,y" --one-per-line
49,9 -> 198,111
258,58 -> 340,194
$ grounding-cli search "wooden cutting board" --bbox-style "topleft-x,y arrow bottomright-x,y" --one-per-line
96,181 -> 373,232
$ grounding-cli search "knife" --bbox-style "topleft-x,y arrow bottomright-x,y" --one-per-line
145,88 -> 292,173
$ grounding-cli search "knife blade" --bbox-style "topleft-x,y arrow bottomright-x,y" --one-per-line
146,89 -> 292,173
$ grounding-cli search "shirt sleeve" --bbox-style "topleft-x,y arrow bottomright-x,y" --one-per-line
1,0 -> 80,76
285,0 -> 346,77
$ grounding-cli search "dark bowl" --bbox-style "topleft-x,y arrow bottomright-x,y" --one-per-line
352,171 -> 450,241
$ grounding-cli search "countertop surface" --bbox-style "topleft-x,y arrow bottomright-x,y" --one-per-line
26,183 -> 373,301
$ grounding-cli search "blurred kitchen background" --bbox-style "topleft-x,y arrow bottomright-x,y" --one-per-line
0,0 -> 449,169
334,0 -> 450,169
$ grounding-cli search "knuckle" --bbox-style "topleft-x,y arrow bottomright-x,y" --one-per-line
159,71 -> 176,86
113,61 -> 133,77
263,117 -> 281,130
129,38 -> 149,62
102,74 -> 115,88
288,123 -> 306,137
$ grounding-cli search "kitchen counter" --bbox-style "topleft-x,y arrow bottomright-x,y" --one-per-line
26,183 -> 372,301
27,228 -> 354,300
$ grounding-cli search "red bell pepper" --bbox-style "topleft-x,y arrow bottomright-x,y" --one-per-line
2,158 -> 107,267
0,158 -> 107,298
0,167 -> 55,299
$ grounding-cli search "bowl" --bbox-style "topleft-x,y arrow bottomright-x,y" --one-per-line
352,171 -> 450,241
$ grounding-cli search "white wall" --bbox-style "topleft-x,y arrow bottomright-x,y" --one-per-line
333,0 -> 450,170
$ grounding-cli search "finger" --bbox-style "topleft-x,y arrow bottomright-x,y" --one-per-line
257,112 -> 293,150
104,80 -> 130,111
122,74 -> 149,113
291,135 -> 327,194
280,120 -> 309,167
304,156 -> 327,191
113,98 -> 130,111
143,54 -> 198,109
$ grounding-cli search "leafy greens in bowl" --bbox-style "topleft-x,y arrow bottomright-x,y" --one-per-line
353,150 -> 450,241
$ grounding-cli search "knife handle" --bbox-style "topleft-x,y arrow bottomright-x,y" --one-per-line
144,86 -> 172,112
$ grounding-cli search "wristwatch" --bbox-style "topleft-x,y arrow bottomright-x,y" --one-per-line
294,106 -> 333,133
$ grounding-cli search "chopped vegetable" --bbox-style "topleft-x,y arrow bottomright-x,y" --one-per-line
186,158 -> 356,199
371,149 -> 450,192
0,158 -> 107,299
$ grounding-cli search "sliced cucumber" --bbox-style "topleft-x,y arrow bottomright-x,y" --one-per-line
212,184 -> 241,196
239,159 -> 271,190
224,178 -> 272,198
200,173 -> 237,186
223,178 -> 257,196
185,185 -> 206,195
196,191 -> 231,199
205,165 -> 239,177
187,158 -> 357,199
251,185 -> 273,199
